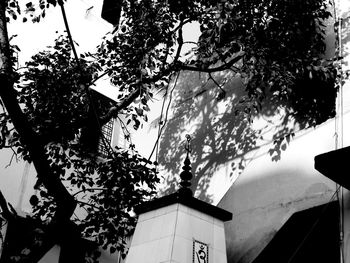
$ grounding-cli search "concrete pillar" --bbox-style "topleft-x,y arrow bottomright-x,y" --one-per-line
125,193 -> 232,263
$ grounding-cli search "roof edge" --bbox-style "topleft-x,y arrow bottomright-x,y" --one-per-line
135,192 -> 232,222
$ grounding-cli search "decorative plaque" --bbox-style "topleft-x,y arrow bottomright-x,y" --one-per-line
193,240 -> 209,263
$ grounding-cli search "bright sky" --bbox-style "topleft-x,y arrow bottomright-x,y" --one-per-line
8,0 -> 111,63
7,0 -> 201,101
7,0 -> 122,99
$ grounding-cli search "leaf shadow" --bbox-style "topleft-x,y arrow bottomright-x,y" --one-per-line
157,70 -> 287,203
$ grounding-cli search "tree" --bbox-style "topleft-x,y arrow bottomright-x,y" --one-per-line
0,1 -> 158,262
96,0 -> 343,198
0,0 -> 343,262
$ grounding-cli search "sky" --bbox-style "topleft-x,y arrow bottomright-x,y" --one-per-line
8,0 -> 111,62
7,0 -> 201,100
7,0 -> 120,99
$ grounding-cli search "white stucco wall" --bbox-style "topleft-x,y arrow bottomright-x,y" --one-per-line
218,109 -> 350,262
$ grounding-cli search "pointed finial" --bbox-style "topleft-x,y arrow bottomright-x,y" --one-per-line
179,135 -> 193,196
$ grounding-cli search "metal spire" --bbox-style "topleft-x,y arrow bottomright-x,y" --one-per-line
179,134 -> 193,196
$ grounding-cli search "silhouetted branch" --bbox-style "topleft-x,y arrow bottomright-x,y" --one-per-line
179,51 -> 245,73
0,190 -> 15,220
100,89 -> 140,124
5,148 -> 18,168
208,73 -> 226,95
77,200 -> 100,210
73,188 -> 107,197
0,2 -> 76,220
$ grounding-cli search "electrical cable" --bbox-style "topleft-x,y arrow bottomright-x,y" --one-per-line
154,86 -> 169,163
332,0 -> 345,261
148,71 -> 180,162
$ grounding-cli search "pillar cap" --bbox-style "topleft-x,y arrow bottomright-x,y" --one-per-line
135,192 -> 232,222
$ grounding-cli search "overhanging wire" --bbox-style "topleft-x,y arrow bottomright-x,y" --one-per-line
148,71 -> 180,163
333,0 -> 345,262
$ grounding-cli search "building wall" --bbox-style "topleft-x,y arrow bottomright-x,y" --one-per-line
218,113 -> 349,262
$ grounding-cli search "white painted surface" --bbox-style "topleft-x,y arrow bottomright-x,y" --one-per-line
126,203 -> 228,263
218,115 -> 344,262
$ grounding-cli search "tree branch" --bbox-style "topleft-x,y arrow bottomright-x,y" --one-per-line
0,2 -> 76,220
99,51 -> 244,123
90,69 -> 111,86
0,190 -> 15,221
59,2 -> 80,69
77,200 -> 99,210
100,88 -> 140,124
5,148 -> 18,168
97,34 -> 243,123
173,18 -> 184,64
179,51 -> 245,73
73,188 -> 107,197
208,73 -> 226,95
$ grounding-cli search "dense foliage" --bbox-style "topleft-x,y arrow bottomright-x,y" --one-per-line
1,31 -> 159,261
96,0 -> 339,128
0,0 -> 343,261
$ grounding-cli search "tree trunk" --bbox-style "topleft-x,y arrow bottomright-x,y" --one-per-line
0,1 -> 75,221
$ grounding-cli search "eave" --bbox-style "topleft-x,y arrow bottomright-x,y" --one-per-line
101,0 -> 121,26
314,146 -> 350,190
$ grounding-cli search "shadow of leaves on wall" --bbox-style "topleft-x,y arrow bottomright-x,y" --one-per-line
156,70 -> 296,203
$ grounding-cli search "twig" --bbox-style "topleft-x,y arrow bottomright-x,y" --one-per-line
117,116 -> 133,146
73,212 -> 81,221
5,147 -> 18,168
0,190 -> 15,220
170,18 -> 192,34
208,73 -> 226,95
179,51 -> 245,73
77,200 -> 99,210
100,89 -> 140,124
72,188 -> 107,197
89,69 -> 111,85
173,19 -> 184,63
59,3 -> 81,68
